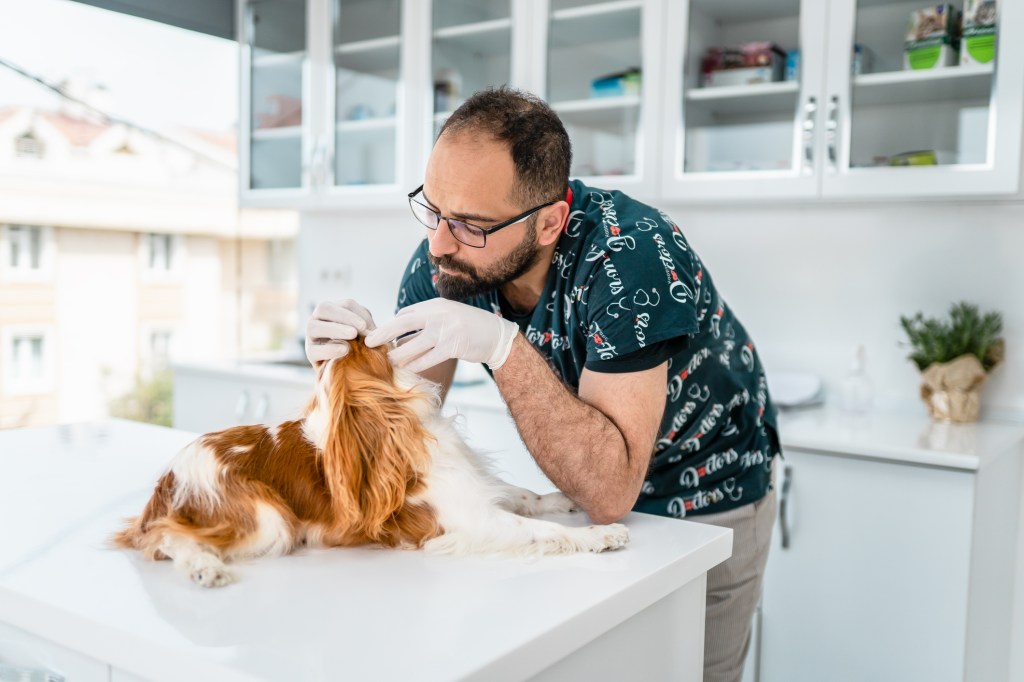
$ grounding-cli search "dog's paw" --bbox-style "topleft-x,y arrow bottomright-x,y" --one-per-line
188,554 -> 234,587
589,523 -> 630,552
191,564 -> 234,587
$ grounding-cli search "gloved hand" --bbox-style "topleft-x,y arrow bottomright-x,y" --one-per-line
364,298 -> 519,374
305,299 -> 375,365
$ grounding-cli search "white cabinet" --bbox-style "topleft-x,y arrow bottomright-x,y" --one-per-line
756,427 -> 1022,682
172,363 -> 312,433
239,0 -> 669,208
241,0 -> 1022,207
662,0 -> 1023,202
534,0 -> 666,202
239,0 -> 425,210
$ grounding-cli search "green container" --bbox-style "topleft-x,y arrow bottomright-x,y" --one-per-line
961,0 -> 997,65
904,5 -> 959,70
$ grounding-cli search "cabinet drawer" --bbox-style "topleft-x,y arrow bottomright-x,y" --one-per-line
0,620 -> 108,682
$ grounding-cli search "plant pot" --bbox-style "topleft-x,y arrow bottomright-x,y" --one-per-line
919,354 -> 988,423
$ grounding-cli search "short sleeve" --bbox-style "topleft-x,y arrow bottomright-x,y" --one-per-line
395,240 -> 438,313
580,211 -> 700,366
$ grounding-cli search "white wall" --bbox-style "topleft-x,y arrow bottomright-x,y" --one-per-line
299,198 -> 1024,420
660,199 -> 1024,421
297,209 -> 423,331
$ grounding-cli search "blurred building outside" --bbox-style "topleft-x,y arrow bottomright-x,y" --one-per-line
0,79 -> 298,429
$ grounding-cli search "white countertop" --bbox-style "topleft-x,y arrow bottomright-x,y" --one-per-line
0,419 -> 731,682
173,360 -> 1024,471
778,408 -> 1024,471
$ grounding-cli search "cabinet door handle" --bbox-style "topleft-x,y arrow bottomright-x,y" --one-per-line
235,389 -> 251,423
802,96 -> 817,172
0,662 -> 65,682
780,465 -> 793,550
826,95 -> 840,170
254,392 -> 270,423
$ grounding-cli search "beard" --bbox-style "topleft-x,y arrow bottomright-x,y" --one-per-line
429,219 -> 542,301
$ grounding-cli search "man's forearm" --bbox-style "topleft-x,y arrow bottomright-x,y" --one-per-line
493,335 -> 637,523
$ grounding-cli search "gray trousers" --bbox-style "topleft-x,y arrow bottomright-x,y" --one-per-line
689,477 -> 777,682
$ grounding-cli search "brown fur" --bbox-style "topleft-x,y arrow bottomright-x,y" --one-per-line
112,339 -> 443,563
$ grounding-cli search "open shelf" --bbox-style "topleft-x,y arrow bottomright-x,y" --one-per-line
336,116 -> 397,134
552,95 -> 640,131
549,1 -> 642,48
335,36 -> 401,73
852,64 -> 994,107
252,125 -> 301,141
687,81 -> 800,116
433,18 -> 512,57
252,50 -> 304,68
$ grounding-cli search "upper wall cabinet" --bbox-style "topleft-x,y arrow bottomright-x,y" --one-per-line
242,0 -> 308,195
661,0 -> 1023,202
238,0 -> 1024,209
430,0 -> 516,138
532,0 -> 665,201
240,0 -> 423,210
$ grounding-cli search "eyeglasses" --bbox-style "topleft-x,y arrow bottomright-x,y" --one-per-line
407,185 -> 558,249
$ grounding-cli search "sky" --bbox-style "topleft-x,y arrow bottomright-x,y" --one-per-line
0,0 -> 238,132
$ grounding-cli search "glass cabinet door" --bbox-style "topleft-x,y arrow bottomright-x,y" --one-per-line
545,0 -> 644,180
246,0 -> 307,191
331,0 -> 402,187
431,0 -> 513,139
665,0 -> 824,199
823,0 -> 1020,197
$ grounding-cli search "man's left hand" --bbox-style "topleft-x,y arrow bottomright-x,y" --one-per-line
365,299 -> 519,374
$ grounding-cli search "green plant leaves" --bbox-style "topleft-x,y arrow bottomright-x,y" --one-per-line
900,301 -> 1003,372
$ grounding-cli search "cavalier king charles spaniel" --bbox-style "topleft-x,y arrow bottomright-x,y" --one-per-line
114,338 -> 629,587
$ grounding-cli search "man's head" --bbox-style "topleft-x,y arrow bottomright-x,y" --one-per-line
417,87 -> 572,301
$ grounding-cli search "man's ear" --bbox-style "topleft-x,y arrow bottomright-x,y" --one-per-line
537,201 -> 570,246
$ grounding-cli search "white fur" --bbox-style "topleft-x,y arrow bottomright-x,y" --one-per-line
389,365 -> 629,557
226,502 -> 294,561
414,412 -> 629,557
169,440 -> 224,511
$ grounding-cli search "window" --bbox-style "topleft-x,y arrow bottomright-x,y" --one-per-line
267,239 -> 295,287
147,233 -> 174,271
8,225 -> 43,271
150,328 -> 173,371
11,335 -> 45,382
15,131 -> 45,159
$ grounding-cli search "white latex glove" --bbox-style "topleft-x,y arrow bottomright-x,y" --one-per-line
364,298 -> 519,374
305,299 -> 375,365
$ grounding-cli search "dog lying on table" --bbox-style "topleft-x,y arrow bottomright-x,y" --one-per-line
113,338 -> 629,587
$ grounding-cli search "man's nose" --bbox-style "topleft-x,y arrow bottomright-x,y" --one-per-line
428,219 -> 459,257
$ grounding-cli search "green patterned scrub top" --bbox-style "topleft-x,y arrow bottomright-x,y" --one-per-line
396,180 -> 780,517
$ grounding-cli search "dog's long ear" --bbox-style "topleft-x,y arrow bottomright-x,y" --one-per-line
322,339 -> 434,539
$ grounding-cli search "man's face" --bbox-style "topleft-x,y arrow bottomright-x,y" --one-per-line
420,133 -> 542,301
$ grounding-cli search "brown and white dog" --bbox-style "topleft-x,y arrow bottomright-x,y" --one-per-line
113,339 -> 629,587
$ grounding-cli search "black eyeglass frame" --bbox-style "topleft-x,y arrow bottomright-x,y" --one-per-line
407,185 -> 558,248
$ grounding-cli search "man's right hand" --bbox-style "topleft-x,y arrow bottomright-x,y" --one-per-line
304,299 -> 376,365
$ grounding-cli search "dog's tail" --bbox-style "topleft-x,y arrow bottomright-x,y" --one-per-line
110,471 -> 176,551
320,338 -> 439,545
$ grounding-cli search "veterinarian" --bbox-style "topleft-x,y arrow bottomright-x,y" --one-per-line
305,86 -> 780,682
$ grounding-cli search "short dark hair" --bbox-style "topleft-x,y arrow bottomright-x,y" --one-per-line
437,86 -> 572,208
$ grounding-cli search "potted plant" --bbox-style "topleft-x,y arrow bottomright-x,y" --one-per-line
900,302 -> 1004,423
